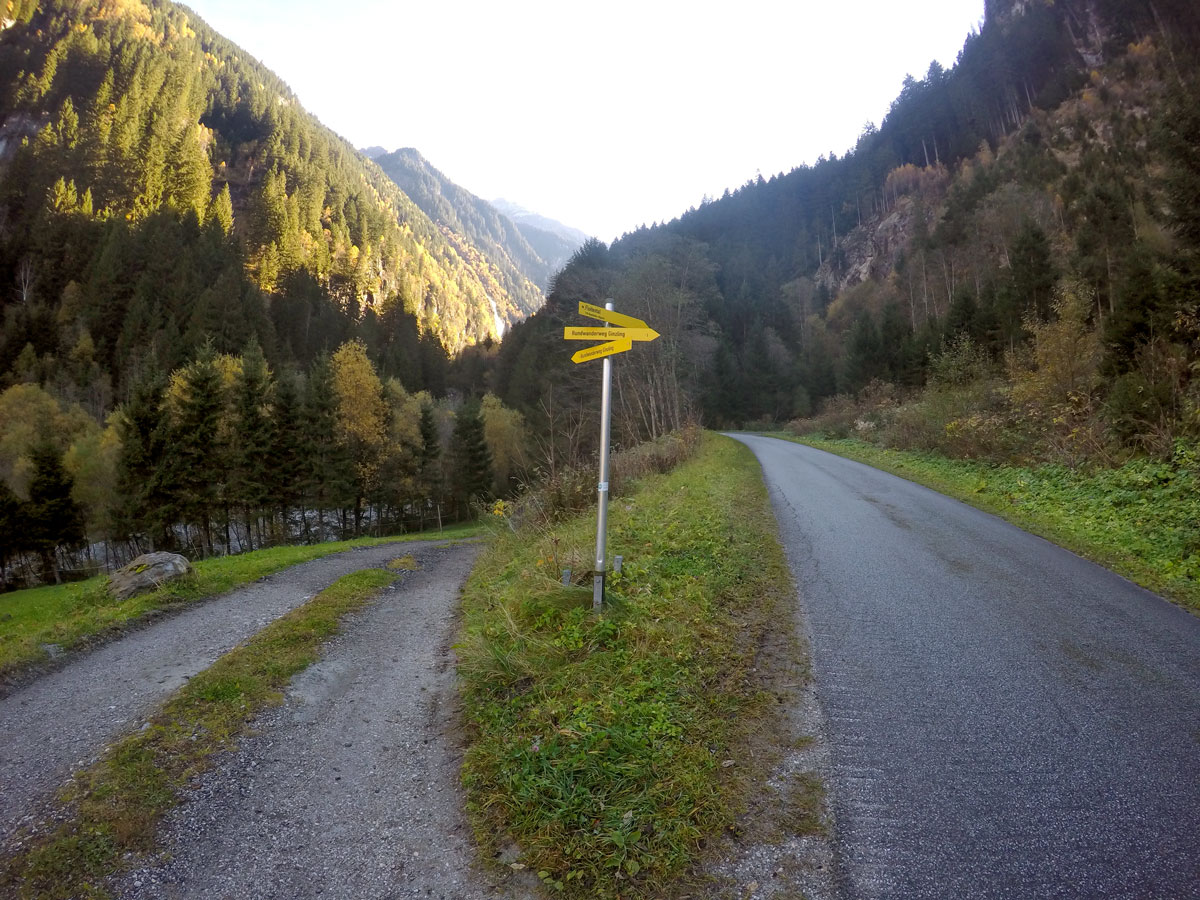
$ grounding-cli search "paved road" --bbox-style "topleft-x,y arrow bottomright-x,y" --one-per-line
729,434 -> 1200,900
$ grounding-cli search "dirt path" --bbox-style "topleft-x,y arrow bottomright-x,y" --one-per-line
107,540 -> 530,899
0,540 -> 455,849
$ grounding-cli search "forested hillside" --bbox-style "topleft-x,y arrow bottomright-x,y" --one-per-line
0,0 -> 536,407
0,0 -> 537,588
491,0 -> 1200,470
371,147 -> 559,303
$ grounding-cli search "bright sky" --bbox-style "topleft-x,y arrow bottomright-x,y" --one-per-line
183,0 -> 985,242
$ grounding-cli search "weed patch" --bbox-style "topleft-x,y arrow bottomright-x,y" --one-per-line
2,567 -> 397,899
458,432 -> 796,897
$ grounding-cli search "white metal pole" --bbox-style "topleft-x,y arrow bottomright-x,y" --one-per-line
593,300 -> 615,611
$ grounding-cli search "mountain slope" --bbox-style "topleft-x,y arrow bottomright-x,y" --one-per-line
491,198 -> 588,275
372,147 -> 548,310
491,0 -> 1200,460
0,0 -> 526,404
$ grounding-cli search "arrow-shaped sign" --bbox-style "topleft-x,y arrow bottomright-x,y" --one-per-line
578,301 -> 649,330
564,326 -> 660,342
571,338 -> 632,364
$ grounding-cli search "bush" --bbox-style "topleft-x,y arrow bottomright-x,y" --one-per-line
509,427 -> 703,528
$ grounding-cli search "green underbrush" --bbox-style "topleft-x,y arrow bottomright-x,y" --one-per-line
2,566 -> 399,899
0,524 -> 482,684
458,432 -> 796,897
777,434 -> 1200,613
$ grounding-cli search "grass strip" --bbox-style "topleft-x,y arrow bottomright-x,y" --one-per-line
772,434 -> 1200,613
2,566 -> 399,899
0,523 -> 482,683
458,432 -> 797,897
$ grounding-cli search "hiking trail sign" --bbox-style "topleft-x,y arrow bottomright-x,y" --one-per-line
566,301 -> 659,610
564,304 -> 659,364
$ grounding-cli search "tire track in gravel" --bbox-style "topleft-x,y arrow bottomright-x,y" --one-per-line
0,540 -> 458,848
109,540 -> 532,900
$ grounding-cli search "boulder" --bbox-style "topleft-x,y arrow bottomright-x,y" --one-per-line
108,552 -> 193,601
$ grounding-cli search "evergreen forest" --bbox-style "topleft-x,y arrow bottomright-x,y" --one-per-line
490,0 -> 1200,469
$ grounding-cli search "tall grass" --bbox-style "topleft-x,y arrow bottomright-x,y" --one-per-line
458,432 -> 796,896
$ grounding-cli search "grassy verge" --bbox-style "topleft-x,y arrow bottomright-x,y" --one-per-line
458,432 -> 799,897
2,565 -> 401,899
771,433 -> 1200,613
0,523 -> 482,684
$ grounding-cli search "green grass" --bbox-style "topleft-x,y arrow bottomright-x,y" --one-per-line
0,523 -> 483,684
458,433 -> 797,897
771,434 -> 1200,613
2,565 -> 401,900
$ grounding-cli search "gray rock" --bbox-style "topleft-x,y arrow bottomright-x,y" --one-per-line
108,552 -> 192,602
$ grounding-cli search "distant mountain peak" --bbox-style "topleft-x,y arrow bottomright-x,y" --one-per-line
491,199 -> 591,248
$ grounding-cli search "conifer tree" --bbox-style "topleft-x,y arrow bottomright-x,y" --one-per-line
266,370 -> 306,539
304,353 -> 352,538
417,400 -> 441,504
229,338 -> 273,549
162,344 -> 226,554
113,369 -> 170,548
25,437 -> 85,584
449,401 -> 492,513
0,480 -> 23,588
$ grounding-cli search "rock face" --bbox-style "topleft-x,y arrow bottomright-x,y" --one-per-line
108,552 -> 192,602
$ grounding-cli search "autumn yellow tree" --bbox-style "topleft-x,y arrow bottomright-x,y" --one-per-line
378,379 -> 425,519
480,393 -> 529,497
331,339 -> 388,532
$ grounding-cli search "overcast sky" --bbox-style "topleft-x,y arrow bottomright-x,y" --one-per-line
183,0 -> 986,242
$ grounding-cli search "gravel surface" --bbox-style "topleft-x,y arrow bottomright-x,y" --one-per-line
109,540 -> 532,900
730,434 -> 1200,899
0,541 -> 449,848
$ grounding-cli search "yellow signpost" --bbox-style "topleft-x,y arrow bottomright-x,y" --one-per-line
567,300 -> 659,610
577,301 -> 650,330
564,326 -> 661,343
571,338 -> 632,364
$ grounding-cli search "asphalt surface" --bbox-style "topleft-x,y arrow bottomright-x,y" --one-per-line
729,434 -> 1200,900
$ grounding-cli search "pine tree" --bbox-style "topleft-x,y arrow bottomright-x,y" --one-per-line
162,344 -> 226,554
0,480 -> 23,588
25,438 -> 86,584
449,401 -> 493,513
417,400 -> 441,503
113,369 -> 171,548
304,354 -> 352,538
265,370 -> 306,540
206,183 -> 234,237
229,338 -> 273,549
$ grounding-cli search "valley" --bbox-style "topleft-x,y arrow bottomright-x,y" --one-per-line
1,0 -> 1199,897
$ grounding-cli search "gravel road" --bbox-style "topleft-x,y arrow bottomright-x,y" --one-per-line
729,434 -> 1200,899
108,539 -> 528,900
0,540 -> 452,849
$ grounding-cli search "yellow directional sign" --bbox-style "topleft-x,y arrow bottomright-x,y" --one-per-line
569,302 -> 657,366
564,326 -> 660,342
571,338 -> 632,364
578,301 -> 648,330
